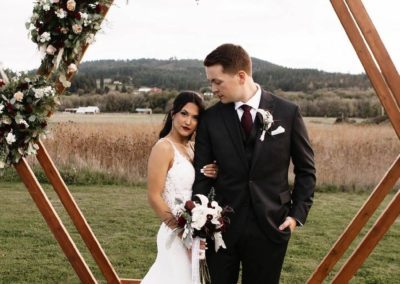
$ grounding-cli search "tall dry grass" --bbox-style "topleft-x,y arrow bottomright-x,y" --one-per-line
307,122 -> 399,190
40,116 -> 399,190
42,121 -> 161,183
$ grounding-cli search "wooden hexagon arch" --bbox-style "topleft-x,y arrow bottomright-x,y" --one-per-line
4,0 -> 399,283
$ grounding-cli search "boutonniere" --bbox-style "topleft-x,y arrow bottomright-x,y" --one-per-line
256,109 -> 274,141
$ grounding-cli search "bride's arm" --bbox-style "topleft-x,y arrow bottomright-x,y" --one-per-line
147,141 -> 177,229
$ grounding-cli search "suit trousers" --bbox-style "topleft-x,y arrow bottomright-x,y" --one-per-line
206,208 -> 290,284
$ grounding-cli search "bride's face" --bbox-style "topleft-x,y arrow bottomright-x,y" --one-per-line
172,102 -> 200,138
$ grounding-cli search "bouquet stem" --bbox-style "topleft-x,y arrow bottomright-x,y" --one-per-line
200,259 -> 211,284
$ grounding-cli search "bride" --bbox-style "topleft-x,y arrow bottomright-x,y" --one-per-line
141,91 -> 217,283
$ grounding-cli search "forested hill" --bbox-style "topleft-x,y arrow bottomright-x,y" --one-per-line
73,58 -> 370,93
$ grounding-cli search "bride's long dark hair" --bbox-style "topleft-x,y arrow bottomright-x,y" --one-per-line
159,91 -> 205,139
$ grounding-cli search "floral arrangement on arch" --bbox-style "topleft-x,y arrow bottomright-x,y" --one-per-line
26,0 -> 111,77
0,75 -> 58,169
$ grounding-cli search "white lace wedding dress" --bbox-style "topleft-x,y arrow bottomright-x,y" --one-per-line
141,138 -> 194,284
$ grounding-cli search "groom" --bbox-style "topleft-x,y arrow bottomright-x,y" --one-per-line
192,43 -> 316,283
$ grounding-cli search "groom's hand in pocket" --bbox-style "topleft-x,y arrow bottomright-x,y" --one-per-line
279,216 -> 297,232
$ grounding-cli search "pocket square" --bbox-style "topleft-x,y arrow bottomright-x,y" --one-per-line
271,126 -> 285,136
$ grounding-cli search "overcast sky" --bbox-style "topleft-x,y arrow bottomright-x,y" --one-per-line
0,0 -> 399,74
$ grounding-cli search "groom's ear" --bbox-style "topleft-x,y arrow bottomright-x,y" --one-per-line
237,70 -> 247,84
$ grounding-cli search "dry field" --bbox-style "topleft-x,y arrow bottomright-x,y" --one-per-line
305,118 -> 399,190
40,113 -> 400,190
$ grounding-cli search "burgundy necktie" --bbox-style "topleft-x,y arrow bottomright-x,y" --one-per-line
240,104 -> 253,137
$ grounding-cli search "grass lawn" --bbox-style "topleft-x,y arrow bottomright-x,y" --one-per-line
0,182 -> 398,283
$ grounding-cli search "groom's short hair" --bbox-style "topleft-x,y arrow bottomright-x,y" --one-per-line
204,43 -> 252,76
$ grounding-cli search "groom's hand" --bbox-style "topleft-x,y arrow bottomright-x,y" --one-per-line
279,216 -> 297,232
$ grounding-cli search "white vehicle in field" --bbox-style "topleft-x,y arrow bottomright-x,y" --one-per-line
76,106 -> 100,114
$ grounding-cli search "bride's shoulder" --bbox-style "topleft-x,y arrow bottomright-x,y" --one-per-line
148,139 -> 174,171
151,138 -> 174,156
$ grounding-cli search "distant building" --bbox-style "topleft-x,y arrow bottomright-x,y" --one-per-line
150,87 -> 162,93
76,106 -> 100,114
135,108 -> 152,114
138,87 -> 152,93
64,108 -> 78,113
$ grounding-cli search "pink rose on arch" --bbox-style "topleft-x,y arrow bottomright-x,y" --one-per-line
14,91 -> 24,102
67,63 -> 78,74
66,0 -> 76,11
72,24 -> 82,34
46,45 -> 57,55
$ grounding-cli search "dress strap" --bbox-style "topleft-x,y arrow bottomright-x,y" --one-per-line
162,138 -> 193,162
163,137 -> 178,152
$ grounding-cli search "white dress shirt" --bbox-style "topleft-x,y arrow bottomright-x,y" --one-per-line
234,84 -> 262,122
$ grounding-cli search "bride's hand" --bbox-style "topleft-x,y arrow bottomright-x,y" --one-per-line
163,214 -> 178,229
201,161 -> 218,179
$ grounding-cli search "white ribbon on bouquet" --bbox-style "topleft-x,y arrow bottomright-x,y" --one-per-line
192,237 -> 205,284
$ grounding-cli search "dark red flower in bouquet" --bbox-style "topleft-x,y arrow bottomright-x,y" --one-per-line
0,79 -> 5,87
177,216 -> 187,227
184,200 -> 196,212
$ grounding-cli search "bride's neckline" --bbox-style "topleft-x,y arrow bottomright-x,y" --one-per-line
164,137 -> 193,162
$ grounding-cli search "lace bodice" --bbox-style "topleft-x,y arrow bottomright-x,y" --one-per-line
160,138 -> 195,215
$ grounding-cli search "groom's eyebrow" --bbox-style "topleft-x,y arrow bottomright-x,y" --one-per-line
210,79 -> 222,84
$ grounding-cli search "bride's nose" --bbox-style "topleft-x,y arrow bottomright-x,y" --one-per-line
184,117 -> 192,125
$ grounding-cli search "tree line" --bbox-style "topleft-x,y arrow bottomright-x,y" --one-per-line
69,58 -> 371,94
60,88 -> 382,118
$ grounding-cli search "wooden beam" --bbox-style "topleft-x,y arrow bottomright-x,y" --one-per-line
330,0 -> 400,138
307,155 -> 400,283
345,0 -> 400,106
36,140 -> 120,283
332,190 -> 400,283
14,158 -> 97,284
28,2 -> 123,282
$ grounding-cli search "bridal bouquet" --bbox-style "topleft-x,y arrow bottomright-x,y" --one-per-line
174,188 -> 233,284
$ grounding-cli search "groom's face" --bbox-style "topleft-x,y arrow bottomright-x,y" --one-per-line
205,64 -> 243,104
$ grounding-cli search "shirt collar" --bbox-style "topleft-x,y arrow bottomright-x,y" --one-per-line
235,84 -> 262,110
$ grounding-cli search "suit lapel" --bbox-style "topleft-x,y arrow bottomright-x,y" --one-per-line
221,103 -> 248,171
250,91 -> 275,173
